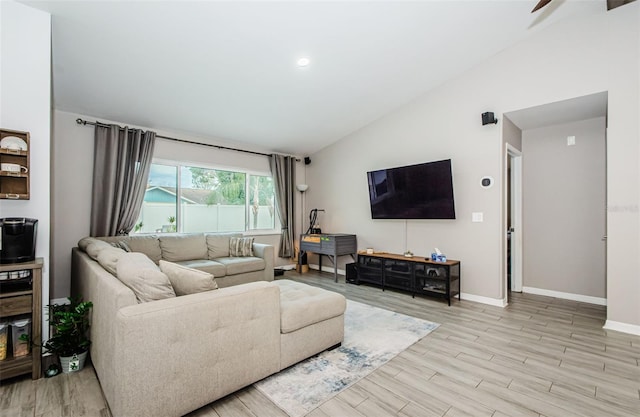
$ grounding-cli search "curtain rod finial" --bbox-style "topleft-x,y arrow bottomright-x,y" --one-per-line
76,118 -> 85,125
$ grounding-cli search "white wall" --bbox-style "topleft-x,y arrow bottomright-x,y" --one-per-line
603,3 -> 640,332
0,1 -> 51,338
50,112 -> 93,299
503,117 -> 522,152
52,110 -> 297,299
522,117 -> 606,300
307,4 -> 640,328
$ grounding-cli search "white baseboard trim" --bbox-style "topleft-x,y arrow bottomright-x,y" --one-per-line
603,320 -> 640,336
50,297 -> 70,306
304,270 -> 506,307
522,287 -> 607,306
460,293 -> 507,307
308,264 -> 346,276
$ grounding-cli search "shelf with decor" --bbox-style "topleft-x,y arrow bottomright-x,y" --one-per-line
0,258 -> 43,380
0,128 -> 30,200
354,251 -> 461,305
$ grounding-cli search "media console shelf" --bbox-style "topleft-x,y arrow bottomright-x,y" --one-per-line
356,251 -> 460,305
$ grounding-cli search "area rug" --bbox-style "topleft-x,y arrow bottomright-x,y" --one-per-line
254,300 -> 439,417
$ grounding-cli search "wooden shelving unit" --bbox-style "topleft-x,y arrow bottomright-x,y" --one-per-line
0,128 -> 30,200
0,258 -> 42,380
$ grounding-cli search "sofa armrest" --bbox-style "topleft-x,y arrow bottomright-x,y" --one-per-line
253,243 -> 274,281
109,281 -> 281,417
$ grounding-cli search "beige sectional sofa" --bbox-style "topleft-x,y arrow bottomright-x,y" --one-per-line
95,232 -> 274,287
71,232 -> 346,417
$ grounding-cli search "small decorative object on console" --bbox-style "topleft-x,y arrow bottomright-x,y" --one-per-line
403,250 -> 413,258
430,248 -> 447,262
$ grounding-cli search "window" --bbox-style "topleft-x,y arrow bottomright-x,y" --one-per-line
134,162 -> 277,234
248,174 -> 275,231
133,164 -> 178,233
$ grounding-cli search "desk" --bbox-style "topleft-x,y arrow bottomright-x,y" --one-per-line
299,234 -> 357,282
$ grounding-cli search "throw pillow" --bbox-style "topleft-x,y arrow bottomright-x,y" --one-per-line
85,240 -> 114,260
205,233 -> 241,259
116,253 -> 176,303
159,260 -> 218,296
229,237 -> 254,257
96,247 -> 127,276
78,237 -> 102,251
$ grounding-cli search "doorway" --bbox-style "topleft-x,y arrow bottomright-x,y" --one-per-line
506,144 -> 522,298
503,92 -> 608,307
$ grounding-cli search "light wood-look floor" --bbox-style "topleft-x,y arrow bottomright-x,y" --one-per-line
2,270 -> 639,417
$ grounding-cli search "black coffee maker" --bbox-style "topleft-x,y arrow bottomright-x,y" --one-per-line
0,218 -> 38,264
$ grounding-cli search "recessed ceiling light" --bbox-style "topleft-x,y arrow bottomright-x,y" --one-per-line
297,57 -> 310,67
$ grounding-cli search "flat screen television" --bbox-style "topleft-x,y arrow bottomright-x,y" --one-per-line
367,159 -> 455,219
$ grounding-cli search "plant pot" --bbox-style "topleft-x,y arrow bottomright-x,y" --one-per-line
59,351 -> 88,373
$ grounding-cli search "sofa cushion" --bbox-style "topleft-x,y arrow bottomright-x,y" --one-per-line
274,280 -> 346,334
85,240 -> 114,259
78,237 -> 105,252
96,247 -> 127,276
123,236 -> 163,263
159,234 -> 208,262
159,260 -> 218,295
206,233 -> 241,259
230,237 -> 254,257
216,257 -> 266,276
176,259 -> 227,277
116,253 -> 176,303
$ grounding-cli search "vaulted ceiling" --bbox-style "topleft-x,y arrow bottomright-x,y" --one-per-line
23,0 -> 605,155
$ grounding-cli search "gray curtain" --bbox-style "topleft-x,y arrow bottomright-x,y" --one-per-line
269,154 -> 295,258
90,125 -> 156,236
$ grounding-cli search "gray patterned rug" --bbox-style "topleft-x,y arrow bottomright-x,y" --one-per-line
254,300 -> 439,417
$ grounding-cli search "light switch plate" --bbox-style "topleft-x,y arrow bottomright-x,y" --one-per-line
472,212 -> 484,222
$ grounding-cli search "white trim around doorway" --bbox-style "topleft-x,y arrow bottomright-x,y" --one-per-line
505,143 -> 523,294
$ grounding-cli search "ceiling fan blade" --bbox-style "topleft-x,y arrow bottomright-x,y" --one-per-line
531,0 -> 553,12
607,0 -> 636,10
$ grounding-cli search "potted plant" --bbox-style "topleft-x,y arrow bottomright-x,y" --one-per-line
43,297 -> 93,373
161,216 -> 176,232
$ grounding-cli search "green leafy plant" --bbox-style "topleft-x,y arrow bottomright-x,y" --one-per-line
42,298 -> 93,357
167,216 -> 176,232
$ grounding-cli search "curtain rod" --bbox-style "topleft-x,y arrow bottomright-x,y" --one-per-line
76,118 -> 299,160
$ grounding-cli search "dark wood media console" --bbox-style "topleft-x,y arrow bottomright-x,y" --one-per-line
355,251 -> 461,305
